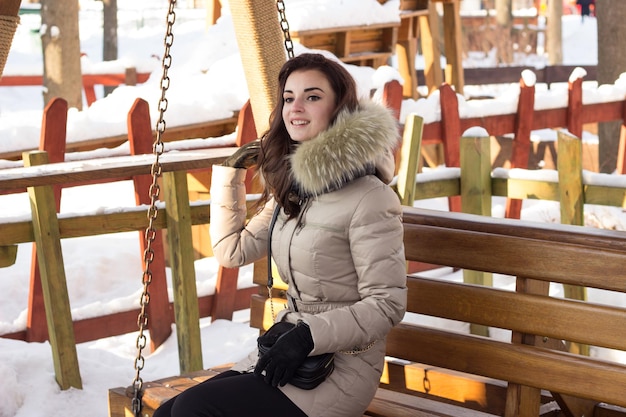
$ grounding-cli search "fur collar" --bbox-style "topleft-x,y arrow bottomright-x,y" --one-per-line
290,100 -> 399,197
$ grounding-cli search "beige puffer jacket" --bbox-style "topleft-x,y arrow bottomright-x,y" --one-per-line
210,100 -> 407,417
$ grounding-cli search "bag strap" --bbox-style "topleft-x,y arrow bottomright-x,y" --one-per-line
267,204 -> 280,289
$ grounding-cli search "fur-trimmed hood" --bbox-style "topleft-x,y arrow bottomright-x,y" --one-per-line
290,100 -> 400,197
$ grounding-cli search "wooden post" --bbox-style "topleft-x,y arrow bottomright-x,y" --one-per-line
27,98 -> 68,343
419,2 -> 443,94
504,278 -> 548,417
557,129 -> 588,356
460,130 -> 492,336
24,151 -> 82,390
396,114 -> 424,206
162,171 -> 203,374
439,83 -> 462,212
127,98 -> 173,350
440,0 -> 464,94
505,78 -> 535,219
567,77 -> 583,139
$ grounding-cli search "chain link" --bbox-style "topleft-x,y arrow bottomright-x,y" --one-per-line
131,2 -> 176,416
276,0 -> 295,59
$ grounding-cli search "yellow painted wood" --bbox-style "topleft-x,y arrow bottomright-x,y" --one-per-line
442,0 -> 464,94
396,114 -> 424,206
24,151 -> 82,390
491,177 -> 560,201
557,130 -> 584,226
460,135 -> 492,217
162,170 -> 203,374
460,134 -> 492,336
414,177 -> 460,200
419,2 -> 443,94
0,245 -> 17,267
556,130 -> 588,355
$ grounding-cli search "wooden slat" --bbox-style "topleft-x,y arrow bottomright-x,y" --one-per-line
382,361 -> 508,415
386,323 -> 626,409
404,225 -> 626,292
406,276 -> 626,352
0,148 -> 234,191
366,389 -> 498,417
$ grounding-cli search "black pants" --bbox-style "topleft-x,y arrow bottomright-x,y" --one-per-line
152,370 -> 309,417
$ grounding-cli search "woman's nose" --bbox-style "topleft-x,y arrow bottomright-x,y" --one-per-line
291,96 -> 304,112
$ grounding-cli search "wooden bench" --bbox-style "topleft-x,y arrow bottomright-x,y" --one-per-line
108,200 -> 626,416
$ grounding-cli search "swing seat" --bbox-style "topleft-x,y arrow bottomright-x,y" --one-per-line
108,365 -> 233,417
108,363 -> 495,417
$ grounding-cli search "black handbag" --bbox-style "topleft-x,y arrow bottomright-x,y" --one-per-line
258,322 -> 335,390
259,205 -> 335,390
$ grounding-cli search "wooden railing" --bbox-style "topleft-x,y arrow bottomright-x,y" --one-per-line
0,67 -> 152,106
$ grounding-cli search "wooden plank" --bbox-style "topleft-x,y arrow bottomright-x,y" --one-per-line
402,208 -> 626,292
381,361 -> 507,415
366,388 -> 498,417
0,199 -> 254,247
0,115 -> 238,161
162,170 -> 203,374
386,323 -> 626,409
0,148 -> 234,191
24,151 -> 82,390
405,276 -> 626,352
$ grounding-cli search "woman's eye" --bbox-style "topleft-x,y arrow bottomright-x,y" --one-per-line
307,95 -> 320,101
283,97 -> 294,103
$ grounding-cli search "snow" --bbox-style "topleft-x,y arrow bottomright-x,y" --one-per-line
0,2 -> 621,417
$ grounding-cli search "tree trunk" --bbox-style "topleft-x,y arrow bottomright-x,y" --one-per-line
41,0 -> 83,110
495,0 -> 513,64
103,0 -> 118,97
546,0 -> 562,65
597,0 -> 626,173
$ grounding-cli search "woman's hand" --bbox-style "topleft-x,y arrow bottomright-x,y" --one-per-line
221,140 -> 261,169
254,321 -> 314,387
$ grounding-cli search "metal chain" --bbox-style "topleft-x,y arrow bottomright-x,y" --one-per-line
131,2 -> 176,416
276,0 -> 295,59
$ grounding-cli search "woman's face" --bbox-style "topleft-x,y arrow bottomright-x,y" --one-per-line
282,69 -> 337,142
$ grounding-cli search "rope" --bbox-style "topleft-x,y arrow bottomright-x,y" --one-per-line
0,15 -> 19,79
230,0 -> 286,134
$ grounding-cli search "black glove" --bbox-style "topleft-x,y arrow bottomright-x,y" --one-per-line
254,321 -> 314,387
257,321 -> 296,347
222,140 -> 261,169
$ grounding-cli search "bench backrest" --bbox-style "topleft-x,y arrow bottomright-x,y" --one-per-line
392,207 -> 626,414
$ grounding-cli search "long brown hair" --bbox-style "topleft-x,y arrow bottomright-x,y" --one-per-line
256,53 -> 359,218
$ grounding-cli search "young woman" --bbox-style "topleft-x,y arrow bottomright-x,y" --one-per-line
154,53 -> 407,417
